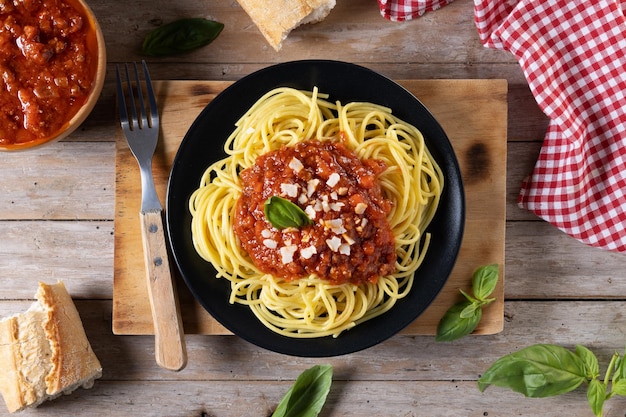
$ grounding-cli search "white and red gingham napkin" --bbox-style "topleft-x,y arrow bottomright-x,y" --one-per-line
474,0 -> 626,252
381,0 -> 626,252
378,0 -> 454,21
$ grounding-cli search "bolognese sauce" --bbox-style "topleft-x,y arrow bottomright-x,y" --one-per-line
233,139 -> 397,286
0,0 -> 99,147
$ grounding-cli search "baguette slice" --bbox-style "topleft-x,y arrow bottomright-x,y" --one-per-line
237,0 -> 336,51
0,281 -> 102,413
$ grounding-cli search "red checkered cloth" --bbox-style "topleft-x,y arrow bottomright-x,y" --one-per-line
378,0 -> 454,21
475,0 -> 626,252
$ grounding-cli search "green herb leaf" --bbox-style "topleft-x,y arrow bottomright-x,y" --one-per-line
141,18 -> 224,57
459,301 -> 481,319
265,196 -> 314,230
435,300 -> 482,342
459,288 -> 479,304
576,344 -> 600,379
478,344 -> 587,397
587,379 -> 606,417
272,364 -> 333,417
617,351 -> 626,381
472,264 -> 499,301
614,356 -> 624,382
611,379 -> 626,396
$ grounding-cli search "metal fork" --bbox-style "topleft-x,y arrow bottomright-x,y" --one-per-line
116,61 -> 187,371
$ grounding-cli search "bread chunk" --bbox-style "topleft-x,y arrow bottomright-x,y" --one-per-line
0,281 -> 102,413
236,0 -> 336,50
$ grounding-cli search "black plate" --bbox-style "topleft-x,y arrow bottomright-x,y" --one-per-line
166,60 -> 465,357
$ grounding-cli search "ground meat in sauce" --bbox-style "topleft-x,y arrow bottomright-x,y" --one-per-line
233,138 -> 397,286
0,0 -> 96,146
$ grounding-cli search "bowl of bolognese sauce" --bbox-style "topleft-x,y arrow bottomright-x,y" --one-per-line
0,0 -> 106,151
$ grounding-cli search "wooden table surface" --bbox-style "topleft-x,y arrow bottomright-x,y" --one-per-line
2,1 -> 626,416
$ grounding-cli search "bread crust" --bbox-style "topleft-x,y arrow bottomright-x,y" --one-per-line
39,281 -> 102,396
236,0 -> 336,50
0,318 -> 23,413
0,281 -> 102,413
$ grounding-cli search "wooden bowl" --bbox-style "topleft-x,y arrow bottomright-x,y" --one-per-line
0,0 -> 106,151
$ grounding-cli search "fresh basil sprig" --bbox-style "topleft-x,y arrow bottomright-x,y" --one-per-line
264,196 -> 314,230
436,264 -> 499,342
141,18 -> 224,56
479,344 -> 626,417
272,364 -> 333,417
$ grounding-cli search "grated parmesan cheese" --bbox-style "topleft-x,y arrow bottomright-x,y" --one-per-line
325,236 -> 342,252
280,245 -> 297,264
307,179 -> 320,197
305,205 -> 317,220
320,195 -> 331,212
263,239 -> 277,249
280,183 -> 299,198
300,245 -> 317,259
327,172 -> 340,187
325,218 -> 346,234
355,202 -> 368,214
289,157 -> 304,173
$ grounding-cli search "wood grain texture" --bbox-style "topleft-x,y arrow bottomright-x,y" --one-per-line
3,0 -> 624,415
113,79 -> 507,336
139,210 -> 187,371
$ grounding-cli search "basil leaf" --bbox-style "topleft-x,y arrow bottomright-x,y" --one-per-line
478,344 -> 587,397
611,379 -> 626,396
436,300 -> 482,342
587,379 -> 606,417
272,364 -> 333,417
141,18 -> 224,57
618,352 -> 626,380
575,344 -> 599,379
459,288 -> 479,304
265,196 -> 314,229
459,301 -> 480,319
472,264 -> 499,301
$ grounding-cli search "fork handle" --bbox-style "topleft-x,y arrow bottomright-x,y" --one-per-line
140,210 -> 187,371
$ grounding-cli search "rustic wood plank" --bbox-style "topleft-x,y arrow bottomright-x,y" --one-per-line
0,222 -> 114,299
0,139 -> 544,229
3,300 -> 626,380
132,62 -> 528,85
3,298 -> 625,383
1,0 -> 621,415
506,141 -> 543,222
3,216 -> 624,302
0,139 -> 546,229
3,299 -> 626,417
0,142 -> 115,220
505,221 -> 626,299
93,0 -> 516,67
2,379 -> 622,417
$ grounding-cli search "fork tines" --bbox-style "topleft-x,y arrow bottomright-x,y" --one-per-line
115,61 -> 159,132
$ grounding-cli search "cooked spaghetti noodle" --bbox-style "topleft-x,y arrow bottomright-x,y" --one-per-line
189,87 -> 443,338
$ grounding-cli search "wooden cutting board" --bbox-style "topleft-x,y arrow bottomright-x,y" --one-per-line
113,79 -> 508,336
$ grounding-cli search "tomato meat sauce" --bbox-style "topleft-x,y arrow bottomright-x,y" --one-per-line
0,0 -> 98,147
233,139 -> 397,286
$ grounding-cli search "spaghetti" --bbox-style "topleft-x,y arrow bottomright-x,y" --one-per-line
189,87 -> 443,338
